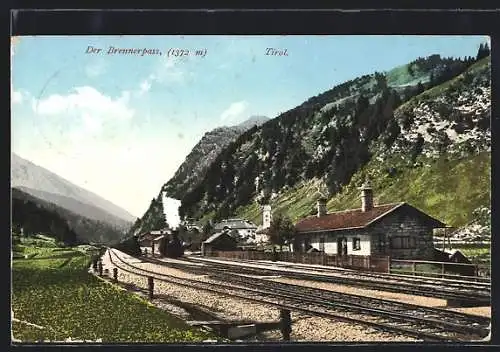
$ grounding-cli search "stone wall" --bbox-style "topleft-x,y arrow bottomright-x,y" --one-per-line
369,209 -> 435,260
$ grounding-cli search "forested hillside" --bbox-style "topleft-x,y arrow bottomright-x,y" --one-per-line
177,53 -> 490,225
129,116 -> 269,236
12,187 -> 127,245
163,116 -> 270,200
133,46 -> 490,233
235,57 -> 491,229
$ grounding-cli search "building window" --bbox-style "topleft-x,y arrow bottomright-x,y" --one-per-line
390,236 -> 416,249
352,238 -> 361,251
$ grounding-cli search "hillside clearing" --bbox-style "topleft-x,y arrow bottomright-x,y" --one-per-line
235,152 -> 490,229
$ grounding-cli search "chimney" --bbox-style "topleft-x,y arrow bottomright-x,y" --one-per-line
359,180 -> 374,212
317,198 -> 327,217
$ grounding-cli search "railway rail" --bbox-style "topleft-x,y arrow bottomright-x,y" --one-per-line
180,256 -> 490,305
106,249 -> 490,342
207,256 -> 491,287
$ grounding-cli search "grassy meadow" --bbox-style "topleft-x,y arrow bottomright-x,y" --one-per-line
11,234 -> 216,343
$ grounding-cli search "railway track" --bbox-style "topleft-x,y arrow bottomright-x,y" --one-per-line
208,256 -> 491,287
140,254 -> 491,331
106,249 -> 490,342
180,256 -> 490,305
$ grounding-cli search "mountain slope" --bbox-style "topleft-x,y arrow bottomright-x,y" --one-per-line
234,115 -> 271,130
15,186 -> 132,231
11,187 -> 126,245
134,51 -> 490,232
177,54 -> 483,221
11,153 -> 135,229
162,116 -> 270,200
128,116 -> 269,236
236,56 -> 491,229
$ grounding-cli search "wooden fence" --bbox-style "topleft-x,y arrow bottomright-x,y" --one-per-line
209,251 -> 390,273
390,259 -> 491,281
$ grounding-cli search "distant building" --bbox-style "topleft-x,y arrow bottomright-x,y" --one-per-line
433,248 -> 475,276
138,228 -> 170,249
255,204 -> 272,244
294,181 -> 447,260
201,232 -> 238,256
214,219 -> 257,242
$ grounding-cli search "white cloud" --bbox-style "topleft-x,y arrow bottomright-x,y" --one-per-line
82,112 -> 103,134
139,80 -> 152,95
12,90 -> 23,104
85,60 -> 107,78
33,86 -> 134,120
136,56 -> 194,96
220,101 -> 249,122
31,86 -> 135,147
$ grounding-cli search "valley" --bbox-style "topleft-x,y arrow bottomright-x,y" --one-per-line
11,38 -> 491,344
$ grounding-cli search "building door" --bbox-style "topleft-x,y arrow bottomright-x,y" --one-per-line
337,237 -> 347,256
303,238 -> 311,253
377,234 -> 386,254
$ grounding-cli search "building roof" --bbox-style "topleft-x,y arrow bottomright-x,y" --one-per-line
203,232 -> 236,244
295,202 -> 446,233
152,235 -> 165,242
150,229 -> 170,235
214,219 -> 257,230
138,229 -> 171,241
138,232 -> 156,241
446,249 -> 471,261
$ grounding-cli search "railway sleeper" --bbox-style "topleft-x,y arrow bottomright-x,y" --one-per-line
446,298 -> 491,308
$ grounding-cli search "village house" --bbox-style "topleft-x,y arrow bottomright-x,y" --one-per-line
138,228 -> 170,254
201,231 -> 238,256
214,218 -> 258,242
293,181 -> 447,260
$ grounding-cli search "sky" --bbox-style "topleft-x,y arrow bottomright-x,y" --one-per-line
11,35 -> 489,218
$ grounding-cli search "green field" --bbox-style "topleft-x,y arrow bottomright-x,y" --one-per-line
12,235 -> 216,343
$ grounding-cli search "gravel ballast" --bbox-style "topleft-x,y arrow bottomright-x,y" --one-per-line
185,257 -> 491,318
100,250 -> 419,342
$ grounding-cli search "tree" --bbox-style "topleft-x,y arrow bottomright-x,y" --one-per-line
113,236 -> 141,256
476,42 -> 490,61
410,134 -> 425,163
201,221 -> 214,241
407,64 -> 414,77
268,213 -> 297,252
230,228 -> 244,244
374,71 -> 388,91
355,95 -> 370,116
470,206 -> 491,240
153,200 -> 168,230
416,81 -> 425,95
